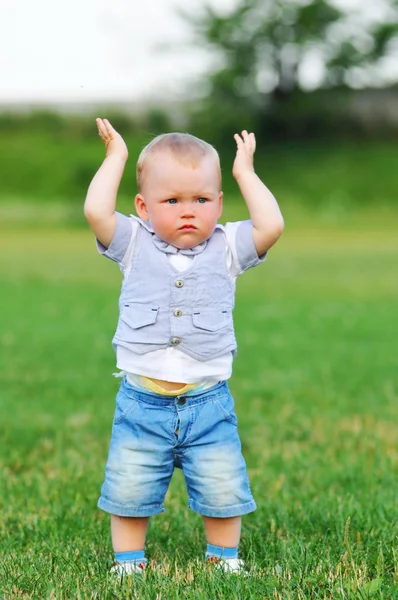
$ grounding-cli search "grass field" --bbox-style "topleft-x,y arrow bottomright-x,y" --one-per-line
0,208 -> 397,599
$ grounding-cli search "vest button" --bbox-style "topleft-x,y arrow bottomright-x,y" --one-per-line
171,337 -> 181,346
175,280 -> 184,288
173,309 -> 182,317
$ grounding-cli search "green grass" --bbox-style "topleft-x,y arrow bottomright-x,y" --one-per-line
0,210 -> 397,599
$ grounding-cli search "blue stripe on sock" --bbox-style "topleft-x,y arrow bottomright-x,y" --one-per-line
206,544 -> 238,559
115,550 -> 146,562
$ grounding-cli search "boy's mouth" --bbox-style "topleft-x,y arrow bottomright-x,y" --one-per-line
179,225 -> 197,230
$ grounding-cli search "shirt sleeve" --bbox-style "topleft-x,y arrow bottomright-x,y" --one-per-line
96,212 -> 138,269
224,220 -> 267,277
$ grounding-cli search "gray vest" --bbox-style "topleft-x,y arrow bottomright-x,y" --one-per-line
112,223 -> 237,361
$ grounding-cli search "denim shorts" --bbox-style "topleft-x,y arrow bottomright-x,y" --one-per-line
98,378 -> 256,518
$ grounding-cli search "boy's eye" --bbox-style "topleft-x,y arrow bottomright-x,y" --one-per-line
197,197 -> 208,204
166,198 -> 178,204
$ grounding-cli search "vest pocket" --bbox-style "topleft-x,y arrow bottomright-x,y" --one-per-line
115,305 -> 166,345
120,305 -> 159,329
192,309 -> 231,332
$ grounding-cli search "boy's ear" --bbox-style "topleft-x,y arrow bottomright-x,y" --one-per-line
217,192 -> 223,219
134,194 -> 149,220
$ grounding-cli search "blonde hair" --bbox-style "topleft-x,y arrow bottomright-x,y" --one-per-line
137,133 -> 221,191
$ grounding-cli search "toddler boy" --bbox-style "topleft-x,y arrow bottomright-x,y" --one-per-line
84,119 -> 284,575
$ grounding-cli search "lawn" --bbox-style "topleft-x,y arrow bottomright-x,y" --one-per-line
0,209 -> 397,599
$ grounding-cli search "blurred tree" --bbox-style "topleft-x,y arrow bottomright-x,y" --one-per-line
183,0 -> 398,141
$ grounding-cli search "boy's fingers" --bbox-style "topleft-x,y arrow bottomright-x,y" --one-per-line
239,130 -> 256,154
97,128 -> 107,141
242,130 -> 252,146
250,132 -> 256,153
104,119 -> 116,135
234,133 -> 243,147
96,119 -> 107,136
234,130 -> 256,154
96,118 -> 114,137
103,120 -> 111,135
97,125 -> 108,139
243,131 -> 255,153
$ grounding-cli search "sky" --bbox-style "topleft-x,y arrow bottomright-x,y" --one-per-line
1,0 -> 397,106
0,0 -> 236,105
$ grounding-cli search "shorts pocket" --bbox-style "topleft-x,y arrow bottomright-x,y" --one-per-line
214,393 -> 238,425
114,389 -> 139,425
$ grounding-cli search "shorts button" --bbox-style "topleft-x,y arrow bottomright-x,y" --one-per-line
177,397 -> 186,405
171,337 -> 181,346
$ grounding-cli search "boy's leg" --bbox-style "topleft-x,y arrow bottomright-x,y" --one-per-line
203,516 -> 245,572
110,515 -> 150,575
202,516 -> 241,547
111,515 -> 150,552
100,378 -> 177,572
178,383 -> 255,571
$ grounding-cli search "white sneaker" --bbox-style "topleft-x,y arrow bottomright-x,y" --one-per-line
110,560 -> 147,576
206,556 -> 247,574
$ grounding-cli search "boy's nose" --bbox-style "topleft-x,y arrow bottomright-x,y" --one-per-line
180,204 -> 195,218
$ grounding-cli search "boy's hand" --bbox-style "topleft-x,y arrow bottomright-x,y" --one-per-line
232,130 -> 256,181
96,118 -> 128,161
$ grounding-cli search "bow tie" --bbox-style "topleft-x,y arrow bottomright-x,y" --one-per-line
130,215 -> 208,256
152,235 -> 207,256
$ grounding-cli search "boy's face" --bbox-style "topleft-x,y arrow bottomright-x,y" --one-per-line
135,153 -> 223,250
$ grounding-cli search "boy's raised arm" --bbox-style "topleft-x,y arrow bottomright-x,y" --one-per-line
84,119 -> 129,248
233,130 -> 284,256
